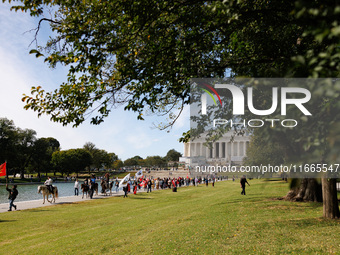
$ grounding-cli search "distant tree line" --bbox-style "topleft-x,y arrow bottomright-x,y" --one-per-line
122,149 -> 182,169
0,118 -> 182,178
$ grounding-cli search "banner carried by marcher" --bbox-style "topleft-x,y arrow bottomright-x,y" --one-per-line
119,173 -> 130,188
0,162 -> 6,177
135,169 -> 143,179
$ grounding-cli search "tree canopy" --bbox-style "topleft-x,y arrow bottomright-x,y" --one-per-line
51,148 -> 92,175
4,0 -> 337,130
83,142 -> 117,169
0,117 -> 61,178
166,149 -> 182,162
30,137 -> 60,176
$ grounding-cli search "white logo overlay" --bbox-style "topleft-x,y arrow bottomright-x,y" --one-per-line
188,78 -> 338,179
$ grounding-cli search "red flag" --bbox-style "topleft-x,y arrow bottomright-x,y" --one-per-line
0,162 -> 6,177
139,180 -> 146,187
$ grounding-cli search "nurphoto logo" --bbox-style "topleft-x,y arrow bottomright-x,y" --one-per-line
201,84 -> 312,116
191,78 -> 313,129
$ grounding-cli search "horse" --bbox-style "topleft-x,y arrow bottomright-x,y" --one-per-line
108,181 -> 113,195
81,184 -> 89,199
100,179 -> 109,196
93,182 -> 98,195
37,185 -> 58,204
100,180 -> 114,196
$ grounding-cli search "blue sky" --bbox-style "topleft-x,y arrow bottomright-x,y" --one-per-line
0,3 -> 189,160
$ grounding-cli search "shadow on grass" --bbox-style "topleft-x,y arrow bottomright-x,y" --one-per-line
269,197 -> 323,208
262,178 -> 287,182
252,217 -> 326,231
129,196 -> 153,200
219,196 -> 268,204
0,219 -> 17,223
23,209 -> 51,212
307,201 -> 323,208
281,217 -> 335,226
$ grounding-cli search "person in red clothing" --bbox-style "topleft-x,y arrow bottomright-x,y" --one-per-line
133,181 -> 138,195
172,178 -> 177,192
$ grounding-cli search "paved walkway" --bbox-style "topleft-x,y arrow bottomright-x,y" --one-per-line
0,192 -> 123,213
1,180 -> 228,213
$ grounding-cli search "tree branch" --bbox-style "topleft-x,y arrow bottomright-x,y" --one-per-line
28,18 -> 62,48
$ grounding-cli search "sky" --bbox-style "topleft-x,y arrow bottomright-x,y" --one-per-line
0,3 -> 189,161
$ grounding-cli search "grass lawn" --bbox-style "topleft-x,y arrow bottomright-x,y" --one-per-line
0,180 -> 339,254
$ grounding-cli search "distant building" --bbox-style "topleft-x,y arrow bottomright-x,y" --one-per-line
179,130 -> 251,170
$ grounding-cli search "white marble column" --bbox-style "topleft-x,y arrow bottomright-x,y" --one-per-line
226,142 -> 229,160
234,142 -> 238,156
214,142 -> 218,158
219,142 -> 223,159
190,142 -> 195,157
200,143 -> 205,157
205,144 -> 209,158
184,143 -> 189,157
239,142 -> 243,156
231,142 -> 234,157
196,143 -> 200,157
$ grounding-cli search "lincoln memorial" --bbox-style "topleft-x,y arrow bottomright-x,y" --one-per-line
180,130 -> 251,168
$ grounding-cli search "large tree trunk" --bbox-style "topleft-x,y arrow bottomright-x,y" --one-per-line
322,178 -> 340,219
285,178 -> 322,202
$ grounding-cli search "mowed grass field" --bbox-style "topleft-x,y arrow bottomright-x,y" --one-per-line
0,180 -> 339,254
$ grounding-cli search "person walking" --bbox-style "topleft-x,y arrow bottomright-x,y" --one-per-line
123,186 -> 128,198
240,175 -> 250,195
115,178 -> 119,193
147,179 -> 152,193
104,172 -> 110,188
89,174 -> 96,199
172,178 -> 177,192
127,182 -> 131,193
74,179 -> 79,196
6,184 -> 18,211
155,178 -> 159,190
133,181 -> 138,195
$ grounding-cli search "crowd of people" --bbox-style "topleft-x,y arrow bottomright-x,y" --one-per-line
72,174 -> 237,197
4,173 -> 249,211
74,174 -> 248,198
112,175 -> 223,197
